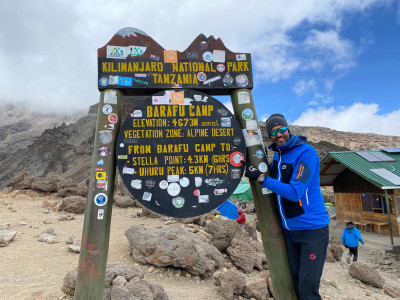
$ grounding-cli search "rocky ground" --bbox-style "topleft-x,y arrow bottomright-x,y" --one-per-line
1,190 -> 400,300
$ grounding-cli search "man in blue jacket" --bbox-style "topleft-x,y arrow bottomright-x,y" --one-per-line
241,113 -> 330,300
342,220 -> 364,263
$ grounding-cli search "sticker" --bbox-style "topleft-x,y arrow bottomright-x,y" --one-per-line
186,51 -> 199,59
243,129 -> 264,147
242,108 -> 253,120
255,150 -> 264,159
233,137 -> 242,145
194,189 -> 200,196
238,91 -> 250,104
152,95 -> 170,105
122,167 -> 135,175
99,130 -> 113,144
194,94 -> 208,102
205,178 -> 224,186
168,175 -> 179,182
107,46 -> 126,59
262,187 -> 273,194
167,182 -> 181,196
230,152 -> 245,166
95,168 -> 103,171
216,64 -> 225,72
104,90 -> 117,104
180,177 -> 190,187
198,195 -> 209,203
118,76 -> 132,87
213,50 -> 225,63
106,124 -> 114,130
97,159 -> 104,166
231,169 -> 241,179
142,192 -> 152,201
214,189 -> 227,195
164,50 -> 178,63
171,92 -> 185,105
203,75 -> 221,85
159,180 -> 168,189
96,172 -> 106,180
259,162 -> 268,173
108,76 -> 118,85
94,193 -> 108,206
223,72 -> 234,86
98,146 -> 110,157
246,120 -> 258,130
128,45 -> 146,56
97,209 -> 104,220
236,74 -> 249,87
135,73 -> 147,78
221,117 -> 231,127
118,155 -> 127,159
133,110 -> 142,117
96,179 -> 107,189
102,104 -> 113,115
195,177 -> 202,187
218,108 -> 229,116
202,51 -> 213,62
197,72 -> 207,82
150,54 -> 160,61
131,180 -> 142,189
99,77 -> 109,87
172,196 -> 185,208
199,41 -> 208,49
108,113 -> 118,124
236,54 -> 246,61
145,179 -> 156,189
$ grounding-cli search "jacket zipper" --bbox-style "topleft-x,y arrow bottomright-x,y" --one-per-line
277,149 -> 290,230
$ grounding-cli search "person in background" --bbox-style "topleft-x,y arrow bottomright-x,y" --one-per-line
236,208 -> 246,225
342,220 -> 364,264
241,113 -> 330,300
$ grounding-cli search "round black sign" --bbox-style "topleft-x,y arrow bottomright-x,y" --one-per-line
116,89 -> 246,218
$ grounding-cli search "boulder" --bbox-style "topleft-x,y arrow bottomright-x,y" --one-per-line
125,225 -> 224,276
6,169 -> 32,189
213,269 -> 246,299
57,179 -> 87,197
227,236 -> 266,273
328,243 -> 343,261
0,230 -> 17,244
61,196 -> 87,214
204,218 -> 240,251
349,262 -> 385,288
31,172 -> 60,192
113,195 -> 135,208
111,277 -> 169,300
243,279 -> 270,300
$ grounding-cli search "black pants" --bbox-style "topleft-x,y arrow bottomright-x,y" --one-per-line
348,246 -> 358,261
283,226 -> 329,300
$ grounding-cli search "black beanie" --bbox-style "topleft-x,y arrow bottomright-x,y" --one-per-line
265,113 -> 289,135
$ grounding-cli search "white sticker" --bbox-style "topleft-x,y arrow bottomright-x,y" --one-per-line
168,175 -> 179,182
122,167 -> 135,175
159,180 -> 168,189
180,177 -> 190,187
97,209 -> 104,220
109,76 -> 119,85
131,179 -> 142,189
195,177 -> 202,187
242,129 -> 264,147
259,162 -> 268,173
212,50 -> 225,63
152,95 -> 170,105
133,110 -> 142,117
107,45 -> 127,59
246,120 -> 258,130
167,182 -> 181,196
262,188 -> 273,194
142,192 -> 152,201
127,45 -> 147,56
238,91 -> 250,104
104,90 -> 117,104
236,54 -> 246,61
198,195 -> 209,203
102,104 -> 113,114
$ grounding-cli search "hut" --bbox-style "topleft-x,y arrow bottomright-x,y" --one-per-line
320,148 -> 400,245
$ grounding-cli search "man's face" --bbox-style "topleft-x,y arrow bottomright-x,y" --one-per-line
270,125 -> 290,146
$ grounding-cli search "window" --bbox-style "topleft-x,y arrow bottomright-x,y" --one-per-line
361,193 -> 393,214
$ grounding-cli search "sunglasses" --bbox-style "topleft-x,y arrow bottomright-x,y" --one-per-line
269,126 -> 288,136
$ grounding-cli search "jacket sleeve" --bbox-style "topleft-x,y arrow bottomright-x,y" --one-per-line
263,147 -> 319,202
356,230 -> 364,244
342,229 -> 346,245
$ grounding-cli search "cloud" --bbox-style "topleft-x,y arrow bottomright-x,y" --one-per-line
292,103 -> 400,136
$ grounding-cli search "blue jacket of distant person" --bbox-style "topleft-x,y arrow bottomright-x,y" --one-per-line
263,134 -> 330,231
342,227 -> 364,247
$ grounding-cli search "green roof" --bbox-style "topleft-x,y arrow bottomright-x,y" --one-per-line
320,150 -> 400,189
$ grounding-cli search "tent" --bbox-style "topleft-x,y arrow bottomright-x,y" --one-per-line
229,177 -> 253,201
216,200 -> 241,220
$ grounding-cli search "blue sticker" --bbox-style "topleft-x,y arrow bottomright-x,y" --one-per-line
94,193 -> 108,206
99,77 -> 109,86
118,76 -> 133,86
256,150 -> 264,159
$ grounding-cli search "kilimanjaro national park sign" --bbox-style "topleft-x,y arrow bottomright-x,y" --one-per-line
98,27 -> 253,95
116,89 -> 246,218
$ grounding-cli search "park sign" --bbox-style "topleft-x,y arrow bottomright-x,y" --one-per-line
116,89 -> 246,218
97,27 -> 253,96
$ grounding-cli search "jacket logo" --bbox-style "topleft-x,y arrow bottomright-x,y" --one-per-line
282,165 -> 287,169
249,166 -> 258,172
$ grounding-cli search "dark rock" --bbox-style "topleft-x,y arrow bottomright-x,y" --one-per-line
113,195 -> 135,208
204,217 -> 240,251
31,172 -> 60,192
61,196 -> 87,214
213,269 -> 246,299
243,279 -> 269,300
6,169 -> 32,189
111,277 -> 169,300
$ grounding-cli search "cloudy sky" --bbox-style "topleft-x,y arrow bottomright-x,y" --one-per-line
1,0 -> 399,135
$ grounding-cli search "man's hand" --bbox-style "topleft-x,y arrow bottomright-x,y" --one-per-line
241,160 -> 266,183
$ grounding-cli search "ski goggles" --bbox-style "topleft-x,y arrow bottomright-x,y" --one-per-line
269,126 -> 288,136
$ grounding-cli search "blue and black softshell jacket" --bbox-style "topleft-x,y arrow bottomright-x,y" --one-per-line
342,227 -> 364,247
263,135 -> 330,231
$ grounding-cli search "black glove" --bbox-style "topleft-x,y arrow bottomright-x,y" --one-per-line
241,160 -> 266,183
345,245 -> 349,248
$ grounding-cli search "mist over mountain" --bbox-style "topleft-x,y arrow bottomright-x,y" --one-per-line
1,99 -> 400,189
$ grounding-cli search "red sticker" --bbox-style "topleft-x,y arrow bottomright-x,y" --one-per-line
108,113 -> 118,124
230,152 -> 244,167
